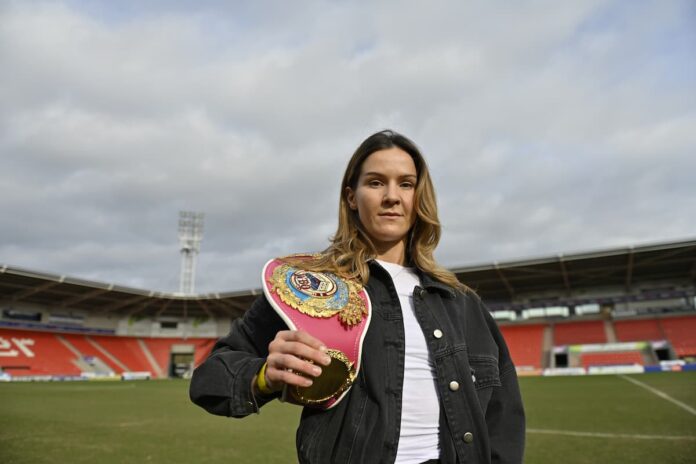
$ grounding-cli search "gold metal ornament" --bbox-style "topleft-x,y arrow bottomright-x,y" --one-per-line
338,287 -> 368,326
290,349 -> 356,405
269,263 -> 367,326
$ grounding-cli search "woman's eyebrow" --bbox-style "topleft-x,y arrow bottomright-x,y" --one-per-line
362,172 -> 417,178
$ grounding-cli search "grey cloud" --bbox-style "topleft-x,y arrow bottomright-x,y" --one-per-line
1,0 -> 695,293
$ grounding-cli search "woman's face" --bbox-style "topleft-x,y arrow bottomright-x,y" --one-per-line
346,147 -> 418,255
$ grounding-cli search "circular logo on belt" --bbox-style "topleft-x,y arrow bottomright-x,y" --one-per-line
290,270 -> 337,298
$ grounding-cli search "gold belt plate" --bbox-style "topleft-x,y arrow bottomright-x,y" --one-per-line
269,263 -> 367,326
289,349 -> 356,405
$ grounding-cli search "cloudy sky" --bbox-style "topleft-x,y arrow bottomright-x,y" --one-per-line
1,0 -> 695,293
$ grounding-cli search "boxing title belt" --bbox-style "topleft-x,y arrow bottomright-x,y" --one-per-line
262,255 -> 371,409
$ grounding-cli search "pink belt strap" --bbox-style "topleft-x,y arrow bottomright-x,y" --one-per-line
262,255 -> 372,409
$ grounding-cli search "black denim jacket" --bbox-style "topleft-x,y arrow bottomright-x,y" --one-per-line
190,262 -> 525,463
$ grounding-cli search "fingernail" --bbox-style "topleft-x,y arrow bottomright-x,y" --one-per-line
313,366 -> 322,376
304,379 -> 313,387
319,345 -> 328,352
323,356 -> 331,365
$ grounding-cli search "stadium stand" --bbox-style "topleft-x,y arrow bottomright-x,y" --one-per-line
499,324 -> 545,368
193,338 -> 217,366
614,318 -> 664,342
553,320 -> 607,345
1,239 -> 694,377
659,315 -> 696,357
0,328 -> 82,376
0,328 -> 216,378
90,335 -> 154,373
1,319 -> 694,376
60,333 -> 125,374
143,338 -> 180,376
143,337 -> 216,378
580,351 -> 645,368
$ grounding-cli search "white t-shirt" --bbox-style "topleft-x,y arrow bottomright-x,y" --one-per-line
376,260 -> 440,464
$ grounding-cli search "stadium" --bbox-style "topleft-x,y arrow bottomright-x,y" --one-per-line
1,238 -> 695,463
2,0 -> 694,462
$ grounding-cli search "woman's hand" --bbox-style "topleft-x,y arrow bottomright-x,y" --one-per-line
264,330 -> 332,392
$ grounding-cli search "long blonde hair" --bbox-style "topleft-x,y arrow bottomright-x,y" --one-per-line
285,130 -> 470,293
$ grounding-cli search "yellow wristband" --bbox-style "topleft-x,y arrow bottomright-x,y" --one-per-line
256,361 -> 274,396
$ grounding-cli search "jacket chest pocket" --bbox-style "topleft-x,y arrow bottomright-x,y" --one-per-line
468,355 -> 501,414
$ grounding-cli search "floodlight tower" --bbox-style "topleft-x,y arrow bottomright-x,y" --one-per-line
178,211 -> 204,295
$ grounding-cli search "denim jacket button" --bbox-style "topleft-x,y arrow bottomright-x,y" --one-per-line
448,381 -> 460,391
433,329 -> 443,339
463,432 -> 474,443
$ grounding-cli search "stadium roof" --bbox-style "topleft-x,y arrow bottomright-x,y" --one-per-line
453,238 -> 696,303
0,265 -> 259,320
1,238 -> 695,319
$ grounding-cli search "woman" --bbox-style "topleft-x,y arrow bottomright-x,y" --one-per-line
190,130 -> 525,463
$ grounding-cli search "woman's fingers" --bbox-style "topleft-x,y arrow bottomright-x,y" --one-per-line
282,341 -> 332,367
271,330 -> 331,366
265,354 -> 318,388
265,330 -> 332,389
270,352 -> 323,378
268,367 -> 313,388
281,331 -> 330,357
280,329 -> 324,347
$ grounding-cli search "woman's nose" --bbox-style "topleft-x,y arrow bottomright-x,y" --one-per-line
383,183 -> 400,204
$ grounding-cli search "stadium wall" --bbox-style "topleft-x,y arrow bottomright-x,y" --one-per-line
1,302 -> 229,338
115,316 -> 228,338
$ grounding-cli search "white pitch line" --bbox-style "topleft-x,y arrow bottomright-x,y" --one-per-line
527,428 -> 696,441
619,374 -> 696,416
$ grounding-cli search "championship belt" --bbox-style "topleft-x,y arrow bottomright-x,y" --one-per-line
262,255 -> 372,409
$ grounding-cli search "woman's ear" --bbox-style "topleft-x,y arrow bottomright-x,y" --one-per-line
345,187 -> 357,210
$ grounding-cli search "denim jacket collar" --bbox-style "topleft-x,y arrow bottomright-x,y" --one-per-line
368,259 -> 456,298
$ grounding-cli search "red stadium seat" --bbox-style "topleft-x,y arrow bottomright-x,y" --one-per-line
142,337 -> 217,376
193,338 -> 216,367
89,335 -> 155,373
142,338 -> 177,376
60,333 -> 126,374
0,328 -> 82,376
614,319 -> 663,342
0,328 -> 218,378
659,316 -> 696,357
554,320 -> 606,345
499,324 -> 545,368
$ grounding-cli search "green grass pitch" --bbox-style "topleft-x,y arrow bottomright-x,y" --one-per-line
1,373 -> 695,463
